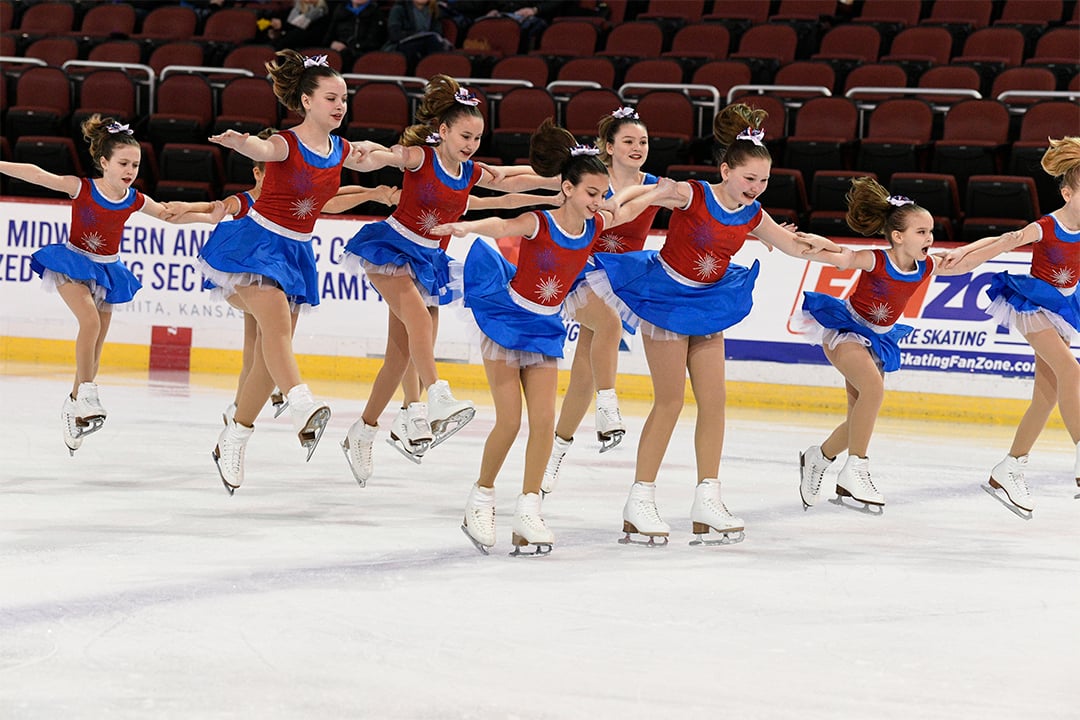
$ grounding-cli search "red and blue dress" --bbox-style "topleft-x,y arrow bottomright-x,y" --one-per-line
30,177 -> 145,308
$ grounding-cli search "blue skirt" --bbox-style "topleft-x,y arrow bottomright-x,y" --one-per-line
591,250 -> 759,336
31,244 -> 141,305
341,221 -> 458,306
802,291 -> 913,373
463,241 -> 568,358
198,215 -> 320,307
986,273 -> 1080,333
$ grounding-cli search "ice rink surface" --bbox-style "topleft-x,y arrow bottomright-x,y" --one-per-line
1,365 -> 1077,720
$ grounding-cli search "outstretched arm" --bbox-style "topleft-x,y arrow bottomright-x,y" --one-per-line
209,130 -> 287,163
935,228 -> 1029,276
430,212 -> 540,240
603,177 -> 685,226
345,141 -> 416,173
477,164 -> 562,192
160,197 -> 242,223
0,161 -> 80,196
466,191 -> 562,212
143,197 -> 227,225
323,184 -> 400,213
750,213 -> 845,261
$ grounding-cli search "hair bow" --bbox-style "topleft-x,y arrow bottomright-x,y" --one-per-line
106,121 -> 133,135
887,195 -> 915,207
303,54 -> 329,68
736,127 -> 765,146
611,106 -> 639,120
425,132 -> 442,145
570,145 -> 601,157
453,88 -> 480,106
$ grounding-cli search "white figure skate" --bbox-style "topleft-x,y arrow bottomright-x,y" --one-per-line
619,481 -> 670,547
461,483 -> 497,554
830,455 -> 885,514
595,388 -> 625,453
540,434 -> 573,496
74,382 -> 106,438
427,380 -> 475,449
510,492 -> 554,557
386,403 -> 432,463
62,395 -> 83,456
212,418 -> 254,495
287,384 -> 330,461
799,445 -> 833,509
984,454 -> 1033,519
341,419 -> 378,487
222,401 -> 236,427
690,479 -> 745,545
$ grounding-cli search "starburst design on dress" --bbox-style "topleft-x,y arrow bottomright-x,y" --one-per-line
419,209 -> 442,234
535,275 -> 562,302
598,232 -> 625,252
694,253 -> 721,279
1050,266 -> 1075,287
867,301 -> 893,324
292,196 -> 317,219
81,231 -> 105,252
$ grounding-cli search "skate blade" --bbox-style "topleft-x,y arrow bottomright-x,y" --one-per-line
340,439 -> 368,488
429,407 -> 476,449
509,542 -> 553,557
689,529 -> 745,546
982,483 -> 1032,520
460,524 -> 491,555
827,496 -> 884,515
385,435 -> 426,464
211,448 -> 238,496
74,416 -> 105,438
272,397 -> 289,419
597,429 -> 625,454
65,442 -> 79,457
618,533 -> 669,547
298,407 -> 331,462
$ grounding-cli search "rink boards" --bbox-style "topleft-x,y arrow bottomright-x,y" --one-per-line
1,198 -> 1076,423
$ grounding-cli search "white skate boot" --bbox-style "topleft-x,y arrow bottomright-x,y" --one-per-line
984,454 -> 1033,518
462,483 -> 496,554
541,434 -> 573,495
386,403 -> 432,463
511,492 -> 554,556
212,418 -> 254,495
799,445 -> 834,509
341,419 -> 377,487
595,388 -> 625,453
619,481 -> 670,546
831,455 -> 884,513
287,384 -> 330,461
427,380 -> 475,449
270,388 -> 288,418
690,479 -> 745,545
62,395 -> 83,456
74,382 -> 106,437
222,401 -> 236,427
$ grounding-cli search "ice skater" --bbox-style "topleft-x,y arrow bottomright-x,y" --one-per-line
587,103 -> 842,546
940,137 -> 1080,516
0,114 -> 224,456
198,51 -> 372,493
542,106 -> 662,496
338,74 -> 559,486
796,177 -> 1015,513
432,118 -> 674,555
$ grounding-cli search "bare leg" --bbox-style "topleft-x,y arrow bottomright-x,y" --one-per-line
368,273 -> 437,388
1011,328 -> 1080,451
58,282 -> 104,396
821,342 -> 884,458
520,363 -> 558,495
477,358 -> 523,489
362,310 -> 413,427
232,285 -> 302,393
396,306 -> 438,409
573,291 -> 622,390
554,326 -> 595,440
686,334 -> 727,482
635,334 -> 690,484
820,380 -> 857,460
234,312 -> 258,405
235,311 -> 300,426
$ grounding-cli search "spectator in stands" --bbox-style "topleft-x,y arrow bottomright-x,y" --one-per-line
264,0 -> 333,51
384,0 -> 454,71
322,0 -> 388,69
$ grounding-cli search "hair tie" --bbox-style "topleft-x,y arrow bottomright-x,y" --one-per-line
425,132 -> 441,145
887,195 -> 915,207
303,54 -> 329,68
736,127 -> 765,146
453,88 -> 480,107
106,121 -> 133,135
611,106 -> 639,120
570,145 -> 601,157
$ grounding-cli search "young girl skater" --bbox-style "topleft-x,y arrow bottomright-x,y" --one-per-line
432,118 -> 673,555
0,115 -> 224,456
199,51 -> 369,494
542,106 -> 661,495
796,177 -> 1014,513
588,103 -> 842,546
941,137 -> 1080,515
339,74 -> 558,487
